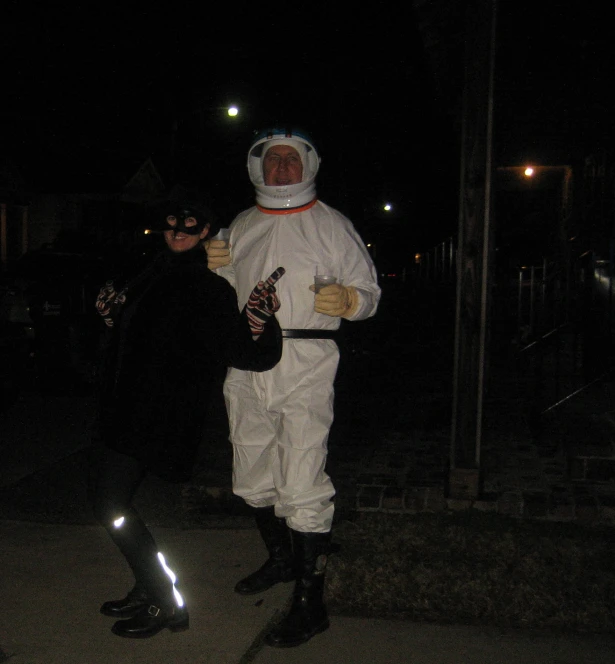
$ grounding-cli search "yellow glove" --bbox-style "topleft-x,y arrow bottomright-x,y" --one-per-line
205,239 -> 231,270
310,283 -> 359,318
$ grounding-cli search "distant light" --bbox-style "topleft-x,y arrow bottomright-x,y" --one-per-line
227,106 -> 239,117
524,167 -> 534,177
366,243 -> 372,247
383,203 -> 393,212
144,229 -> 151,235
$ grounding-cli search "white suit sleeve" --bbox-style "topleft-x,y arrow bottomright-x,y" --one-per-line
336,222 -> 381,322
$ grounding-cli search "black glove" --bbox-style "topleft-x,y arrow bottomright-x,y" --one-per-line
246,267 -> 286,338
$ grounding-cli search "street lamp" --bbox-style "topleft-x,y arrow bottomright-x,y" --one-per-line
210,105 -> 241,119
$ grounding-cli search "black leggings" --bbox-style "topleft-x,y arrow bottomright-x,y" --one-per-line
92,446 -> 172,604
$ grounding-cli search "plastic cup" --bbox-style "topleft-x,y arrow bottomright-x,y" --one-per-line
314,274 -> 337,293
212,228 -> 230,247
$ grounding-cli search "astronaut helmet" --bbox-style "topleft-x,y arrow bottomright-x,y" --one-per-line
247,128 -> 321,209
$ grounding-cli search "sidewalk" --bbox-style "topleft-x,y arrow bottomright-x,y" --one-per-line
1,519 -> 614,664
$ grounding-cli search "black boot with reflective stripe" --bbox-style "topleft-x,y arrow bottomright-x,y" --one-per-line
235,506 -> 295,595
265,530 -> 330,648
100,585 -> 150,618
111,604 -> 189,638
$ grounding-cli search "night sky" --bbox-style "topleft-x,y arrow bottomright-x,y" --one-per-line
2,2 -> 613,252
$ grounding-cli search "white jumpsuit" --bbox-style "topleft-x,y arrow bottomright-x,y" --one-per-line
216,199 -> 381,532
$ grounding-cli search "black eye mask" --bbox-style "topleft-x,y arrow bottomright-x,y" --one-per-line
164,208 -> 207,236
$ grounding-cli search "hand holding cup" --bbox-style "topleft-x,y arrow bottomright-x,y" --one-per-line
206,228 -> 231,270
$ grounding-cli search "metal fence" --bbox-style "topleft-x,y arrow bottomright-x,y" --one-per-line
414,237 -> 456,284
415,236 -> 615,417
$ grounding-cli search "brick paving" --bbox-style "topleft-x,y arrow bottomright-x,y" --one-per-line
188,296 -> 615,528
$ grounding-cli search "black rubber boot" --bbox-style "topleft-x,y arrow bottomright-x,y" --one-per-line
265,530 -> 330,648
111,603 -> 189,638
234,506 -> 295,595
100,585 -> 150,618
109,552 -> 189,639
96,509 -> 188,639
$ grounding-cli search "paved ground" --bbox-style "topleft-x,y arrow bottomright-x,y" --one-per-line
2,520 -> 615,664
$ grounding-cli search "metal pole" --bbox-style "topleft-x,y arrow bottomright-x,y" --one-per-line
0,203 -> 7,271
517,268 -> 524,341
21,205 -> 28,255
450,0 -> 498,493
475,0 -> 497,465
530,265 -> 536,337
541,258 -> 547,330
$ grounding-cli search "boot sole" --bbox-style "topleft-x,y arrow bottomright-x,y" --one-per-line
111,616 -> 190,639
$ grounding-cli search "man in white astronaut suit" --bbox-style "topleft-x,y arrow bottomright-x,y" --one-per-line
206,127 -> 381,648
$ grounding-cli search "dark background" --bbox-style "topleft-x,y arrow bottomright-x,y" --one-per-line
1,2 -> 613,255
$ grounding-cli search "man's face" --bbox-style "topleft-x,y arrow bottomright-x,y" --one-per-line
164,214 -> 209,253
263,145 -> 303,186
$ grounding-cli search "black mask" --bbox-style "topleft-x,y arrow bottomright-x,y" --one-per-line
163,207 -> 207,236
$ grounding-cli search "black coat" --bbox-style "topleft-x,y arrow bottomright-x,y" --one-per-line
96,246 -> 281,482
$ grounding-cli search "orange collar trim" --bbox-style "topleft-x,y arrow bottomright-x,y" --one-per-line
256,199 -> 318,215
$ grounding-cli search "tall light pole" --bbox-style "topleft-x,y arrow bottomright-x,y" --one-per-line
449,0 -> 497,500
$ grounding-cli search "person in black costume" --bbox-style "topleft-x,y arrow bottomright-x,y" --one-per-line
90,194 -> 284,639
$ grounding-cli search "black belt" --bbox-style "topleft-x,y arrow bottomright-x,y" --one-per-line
282,329 -> 338,340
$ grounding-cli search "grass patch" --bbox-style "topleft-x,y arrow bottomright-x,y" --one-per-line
326,510 -> 615,633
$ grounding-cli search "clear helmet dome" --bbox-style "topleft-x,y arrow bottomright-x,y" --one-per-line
247,128 -> 321,209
